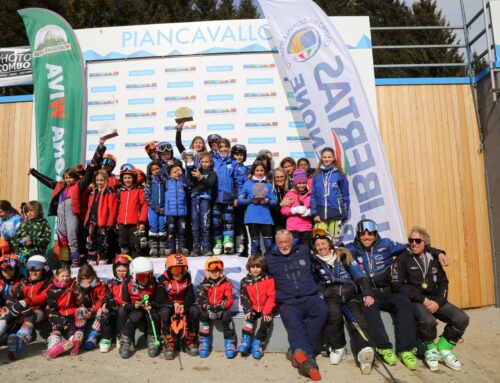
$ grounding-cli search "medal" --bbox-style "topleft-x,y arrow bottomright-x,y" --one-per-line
422,283 -> 428,289
369,273 -> 374,278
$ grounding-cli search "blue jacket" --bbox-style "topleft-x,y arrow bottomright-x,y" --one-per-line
233,161 -> 248,194
310,165 -> 350,220
164,176 -> 188,216
0,213 -> 22,241
265,243 -> 319,304
213,152 -> 236,204
346,236 -> 407,288
237,179 -> 277,225
144,175 -> 165,211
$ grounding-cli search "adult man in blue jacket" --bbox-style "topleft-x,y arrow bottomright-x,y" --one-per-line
266,230 -> 328,381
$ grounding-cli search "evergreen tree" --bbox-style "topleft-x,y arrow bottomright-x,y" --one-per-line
192,0 -> 218,20
217,0 -> 236,20
237,0 -> 259,19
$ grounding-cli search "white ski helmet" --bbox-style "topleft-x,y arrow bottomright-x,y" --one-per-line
130,257 -> 154,280
26,255 -> 49,272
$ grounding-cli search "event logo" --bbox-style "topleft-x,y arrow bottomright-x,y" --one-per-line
33,25 -> 71,58
287,27 -> 321,63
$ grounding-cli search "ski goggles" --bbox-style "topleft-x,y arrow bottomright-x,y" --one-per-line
102,157 -> 116,167
356,220 -> 377,234
206,261 -> 223,272
120,163 -> 135,172
26,260 -> 45,271
1,255 -> 19,269
114,254 -> 132,266
156,143 -> 173,153
134,272 -> 151,284
169,266 -> 187,276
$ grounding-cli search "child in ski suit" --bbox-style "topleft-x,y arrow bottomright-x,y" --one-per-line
13,201 -> 51,271
165,164 -> 189,256
84,170 -> 117,265
144,160 -> 166,257
197,257 -> 235,359
231,144 -> 249,254
237,255 -> 275,359
0,254 -> 22,343
156,253 -> 200,359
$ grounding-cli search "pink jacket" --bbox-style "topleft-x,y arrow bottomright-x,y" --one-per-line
281,189 -> 312,232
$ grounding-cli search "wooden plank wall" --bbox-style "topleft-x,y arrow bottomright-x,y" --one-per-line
0,101 -> 32,212
0,83 -> 495,308
377,84 -> 495,308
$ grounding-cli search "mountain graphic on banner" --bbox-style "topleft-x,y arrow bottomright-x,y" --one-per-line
347,35 -> 372,49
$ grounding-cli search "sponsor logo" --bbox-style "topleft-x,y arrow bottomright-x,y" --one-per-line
285,106 -> 300,111
288,121 -> 305,128
207,123 -> 235,131
204,108 -> 236,114
247,151 -> 279,158
331,128 -> 349,175
207,94 -> 234,101
89,143 -> 115,151
287,136 -> 309,141
128,69 -> 155,76
86,129 -> 99,135
33,25 -> 71,58
245,122 -> 278,128
89,114 -> 116,122
206,65 -> 234,72
124,143 -> 150,148
167,81 -> 194,88
248,137 -> 276,144
125,112 -> 157,118
246,78 -> 273,85
164,95 -> 196,102
91,85 -> 117,93
244,92 -> 276,98
128,127 -> 154,134
290,151 -> 315,159
287,27 -> 321,63
126,82 -> 157,89
243,64 -> 276,69
88,100 -> 118,106
247,107 -> 275,114
89,71 -> 119,77
204,79 -> 236,85
164,124 -> 197,131
128,97 -> 155,105
165,66 -> 196,72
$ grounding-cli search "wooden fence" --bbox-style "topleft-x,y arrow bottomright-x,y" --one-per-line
0,83 -> 495,308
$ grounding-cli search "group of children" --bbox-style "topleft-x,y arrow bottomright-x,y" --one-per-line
9,128 -> 349,270
0,251 -> 275,362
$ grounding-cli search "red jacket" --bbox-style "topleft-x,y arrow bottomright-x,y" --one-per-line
197,276 -> 234,311
47,278 -> 77,317
116,185 -> 148,225
156,271 -> 195,308
122,277 -> 157,311
8,276 -> 52,310
240,274 -> 276,315
106,277 -> 129,308
84,186 -> 118,227
75,279 -> 107,314
107,176 -> 120,190
52,183 -> 81,216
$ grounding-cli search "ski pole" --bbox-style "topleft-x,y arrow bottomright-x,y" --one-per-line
341,304 -> 398,383
141,294 -> 160,347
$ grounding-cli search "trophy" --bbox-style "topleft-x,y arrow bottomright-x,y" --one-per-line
97,122 -> 118,140
174,106 -> 194,123
252,183 -> 268,202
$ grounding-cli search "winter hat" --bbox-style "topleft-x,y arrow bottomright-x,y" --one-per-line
292,169 -> 308,184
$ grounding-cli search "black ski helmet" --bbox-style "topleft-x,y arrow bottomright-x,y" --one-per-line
231,144 -> 247,162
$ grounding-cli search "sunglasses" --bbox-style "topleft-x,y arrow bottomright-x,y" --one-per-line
408,238 -> 423,244
102,158 -> 116,167
120,163 -> 135,172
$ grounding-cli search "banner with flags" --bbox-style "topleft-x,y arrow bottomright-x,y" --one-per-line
18,8 -> 86,251
258,0 -> 405,241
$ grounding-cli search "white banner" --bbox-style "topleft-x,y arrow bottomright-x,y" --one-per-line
258,0 -> 405,242
71,256 -> 249,316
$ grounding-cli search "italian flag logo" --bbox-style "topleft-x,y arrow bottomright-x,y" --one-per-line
331,129 -> 348,176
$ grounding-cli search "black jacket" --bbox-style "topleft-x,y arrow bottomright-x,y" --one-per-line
391,249 -> 448,306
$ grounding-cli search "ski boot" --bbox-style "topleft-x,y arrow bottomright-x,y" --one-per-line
213,239 -> 223,255
99,338 -> 112,353
47,333 -> 73,359
119,335 -> 134,359
198,336 -> 210,358
251,338 -> 263,359
7,322 -> 33,360
237,334 -> 252,355
223,236 -> 234,254
376,347 -> 397,366
224,337 -> 236,359
148,237 -> 159,257
186,332 -> 199,356
437,336 -> 461,371
358,347 -> 374,375
84,329 -> 99,351
70,331 -> 84,356
147,335 -> 160,357
163,335 -> 175,360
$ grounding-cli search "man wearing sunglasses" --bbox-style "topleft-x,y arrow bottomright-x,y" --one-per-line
391,226 -> 469,372
266,229 -> 327,381
345,219 -> 448,371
